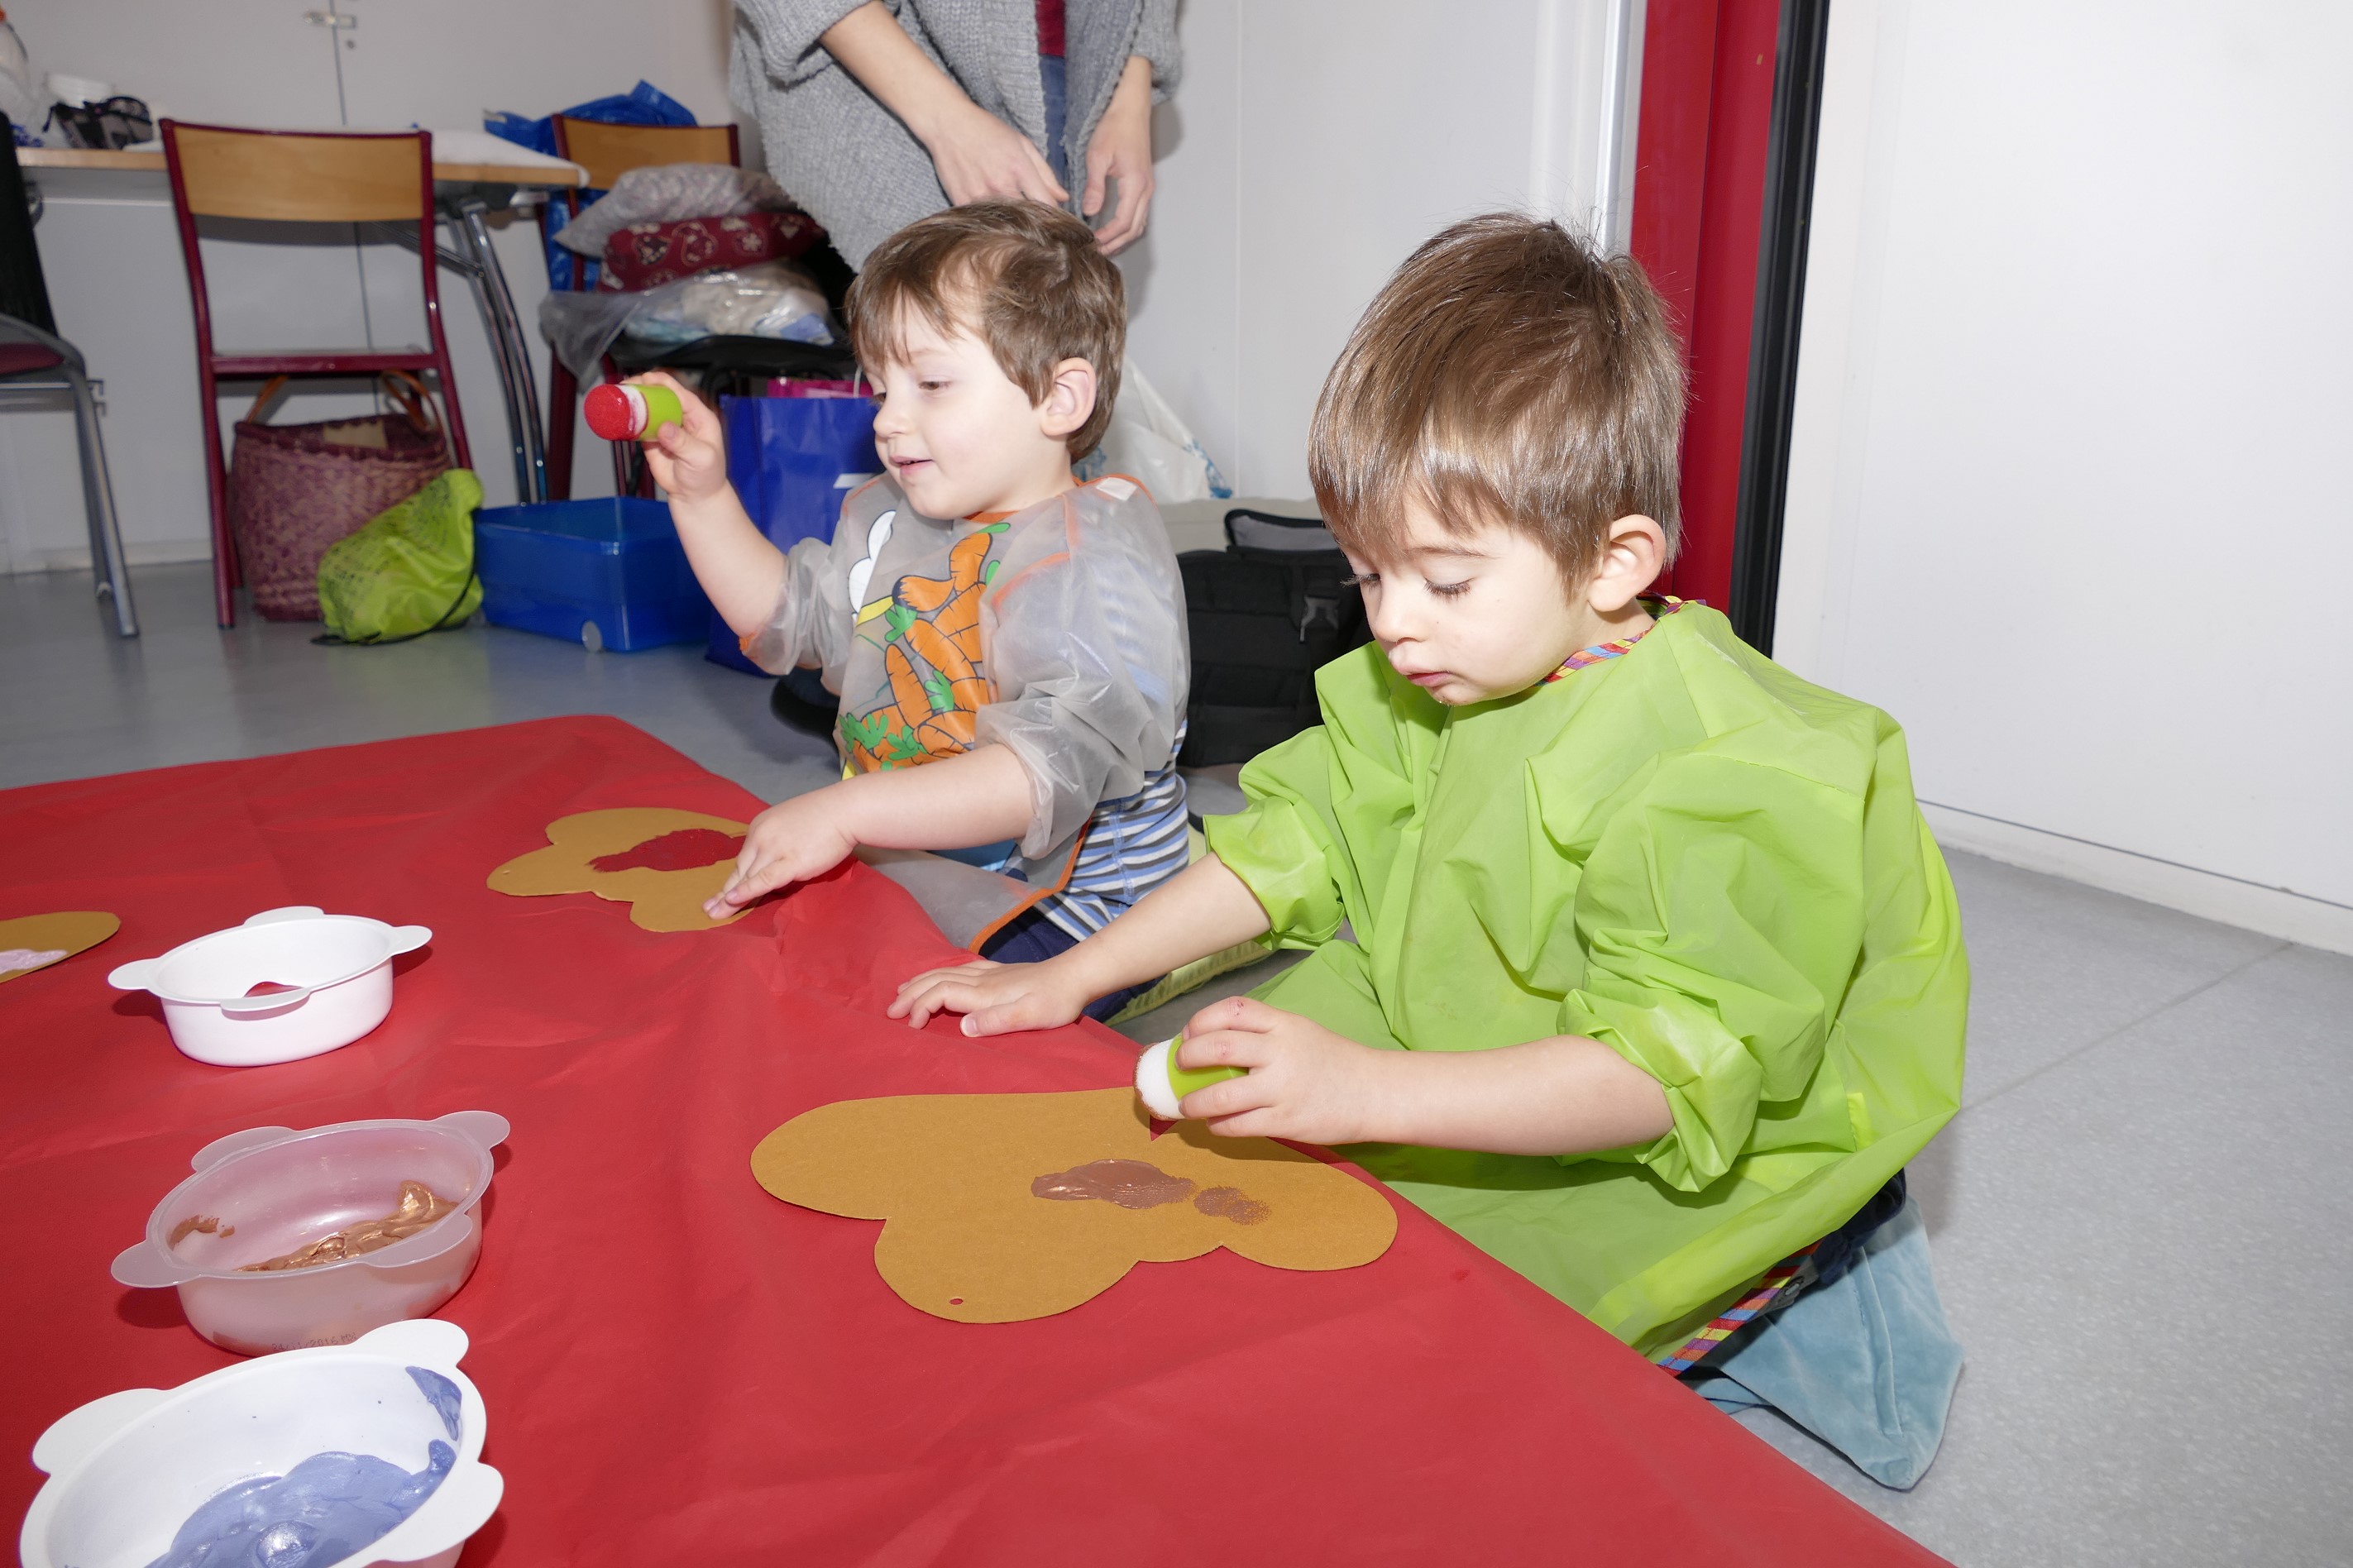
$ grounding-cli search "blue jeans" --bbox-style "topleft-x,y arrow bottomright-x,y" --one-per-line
1040,53 -> 1069,191
982,906 -> 1152,1022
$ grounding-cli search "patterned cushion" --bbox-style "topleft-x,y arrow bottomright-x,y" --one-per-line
598,210 -> 822,294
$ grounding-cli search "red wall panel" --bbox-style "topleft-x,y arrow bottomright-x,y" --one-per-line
1630,0 -> 1781,610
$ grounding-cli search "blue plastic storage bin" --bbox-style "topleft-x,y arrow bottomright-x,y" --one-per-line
473,499 -> 706,652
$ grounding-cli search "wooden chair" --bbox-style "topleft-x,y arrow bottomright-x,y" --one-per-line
160,122 -> 472,628
543,119 -> 739,500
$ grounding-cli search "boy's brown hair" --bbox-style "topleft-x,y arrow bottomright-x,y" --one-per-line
848,199 -> 1126,460
1309,213 -> 1686,582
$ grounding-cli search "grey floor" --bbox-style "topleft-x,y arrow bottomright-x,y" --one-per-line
12,566 -> 2351,1566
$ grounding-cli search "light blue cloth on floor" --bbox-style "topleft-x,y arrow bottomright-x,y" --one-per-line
1686,1197 -> 1963,1489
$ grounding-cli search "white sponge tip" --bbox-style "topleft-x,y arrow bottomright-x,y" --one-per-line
1134,1038 -> 1184,1119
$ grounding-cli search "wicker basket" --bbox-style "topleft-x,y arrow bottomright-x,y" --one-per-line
225,371 -> 452,620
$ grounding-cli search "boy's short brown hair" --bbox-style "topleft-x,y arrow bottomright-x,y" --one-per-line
848,199 -> 1126,460
1309,213 -> 1686,582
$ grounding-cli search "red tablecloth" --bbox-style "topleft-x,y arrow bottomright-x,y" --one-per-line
1,717 -> 1941,1565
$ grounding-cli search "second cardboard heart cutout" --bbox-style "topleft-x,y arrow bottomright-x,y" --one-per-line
0,911 -> 120,983
752,1087 -> 1398,1322
488,808 -> 750,932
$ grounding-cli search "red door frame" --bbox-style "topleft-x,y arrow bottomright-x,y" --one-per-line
1628,0 -> 1784,613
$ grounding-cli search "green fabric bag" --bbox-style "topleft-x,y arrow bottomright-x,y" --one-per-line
316,468 -> 485,644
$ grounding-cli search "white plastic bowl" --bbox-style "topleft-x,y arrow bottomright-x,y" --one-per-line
108,906 -> 431,1066
112,1112 -> 509,1356
19,1319 -> 503,1568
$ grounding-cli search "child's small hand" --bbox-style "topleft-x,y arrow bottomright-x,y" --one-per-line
889,957 -> 1089,1034
1172,997 -> 1396,1145
705,791 -> 858,916
629,372 -> 728,505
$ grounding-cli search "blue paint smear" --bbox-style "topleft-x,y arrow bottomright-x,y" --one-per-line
141,1443 -> 451,1568
405,1367 -> 463,1442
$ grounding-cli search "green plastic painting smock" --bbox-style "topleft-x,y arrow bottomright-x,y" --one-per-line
1134,1038 -> 1246,1119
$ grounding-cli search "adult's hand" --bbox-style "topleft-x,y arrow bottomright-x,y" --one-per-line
924,94 -> 1069,207
1083,55 -> 1156,256
822,1 -> 1068,207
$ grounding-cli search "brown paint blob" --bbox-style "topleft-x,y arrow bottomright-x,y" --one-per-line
238,1181 -> 457,1272
1031,1159 -> 1198,1211
168,1215 -> 233,1246
590,828 -> 746,875
1193,1186 -> 1271,1226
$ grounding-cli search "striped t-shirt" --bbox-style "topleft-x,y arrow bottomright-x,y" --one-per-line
1035,726 -> 1192,940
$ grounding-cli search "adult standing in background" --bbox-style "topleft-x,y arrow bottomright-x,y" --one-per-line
732,0 -> 1177,268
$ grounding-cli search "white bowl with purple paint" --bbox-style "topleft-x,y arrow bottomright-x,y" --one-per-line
18,1318 -> 502,1568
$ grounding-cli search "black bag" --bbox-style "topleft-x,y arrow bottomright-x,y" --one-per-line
1178,509 -> 1371,767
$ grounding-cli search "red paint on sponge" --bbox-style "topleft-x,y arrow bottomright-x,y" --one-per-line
583,384 -> 643,441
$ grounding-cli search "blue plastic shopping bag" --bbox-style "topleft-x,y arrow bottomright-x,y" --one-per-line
705,394 -> 881,674
484,79 -> 693,158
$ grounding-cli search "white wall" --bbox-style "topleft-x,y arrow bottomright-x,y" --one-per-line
0,0 -> 744,573
1117,0 -> 1639,500
1778,0 -> 2353,952
7,0 -> 739,136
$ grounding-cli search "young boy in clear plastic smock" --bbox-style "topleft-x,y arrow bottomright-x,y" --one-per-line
635,200 -> 1188,1020
894,215 -> 1972,1484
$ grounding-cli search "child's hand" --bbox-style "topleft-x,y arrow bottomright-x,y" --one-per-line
1172,997 -> 1396,1145
889,956 -> 1091,1034
705,791 -> 858,916
630,372 -> 728,505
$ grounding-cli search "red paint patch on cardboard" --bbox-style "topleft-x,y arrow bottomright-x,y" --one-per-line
591,828 -> 745,875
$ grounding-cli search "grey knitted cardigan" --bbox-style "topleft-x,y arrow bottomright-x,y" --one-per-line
731,0 -> 1180,268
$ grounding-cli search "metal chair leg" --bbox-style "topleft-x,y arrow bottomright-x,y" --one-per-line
68,367 -> 138,638
547,356 -> 576,502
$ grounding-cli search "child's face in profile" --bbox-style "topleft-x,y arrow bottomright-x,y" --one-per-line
867,307 -> 1081,519
1342,500 -> 1615,706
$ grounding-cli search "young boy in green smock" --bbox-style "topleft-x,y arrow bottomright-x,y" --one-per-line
893,215 -> 1968,1375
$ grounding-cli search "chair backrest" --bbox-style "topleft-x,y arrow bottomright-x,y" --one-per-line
164,123 -> 434,223
552,119 -> 739,190
157,121 -> 454,403
0,112 -> 56,334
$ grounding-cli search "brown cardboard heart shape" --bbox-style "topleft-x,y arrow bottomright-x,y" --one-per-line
0,911 -> 120,984
488,808 -> 750,932
751,1087 -> 1398,1322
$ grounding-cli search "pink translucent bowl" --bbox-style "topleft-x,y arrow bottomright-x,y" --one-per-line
111,1112 -> 509,1355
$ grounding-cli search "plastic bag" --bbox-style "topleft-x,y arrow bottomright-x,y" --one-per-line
706,393 -> 880,674
538,261 -> 833,378
552,165 -> 798,257
1075,361 -> 1231,503
484,79 -> 695,291
316,469 -> 485,645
